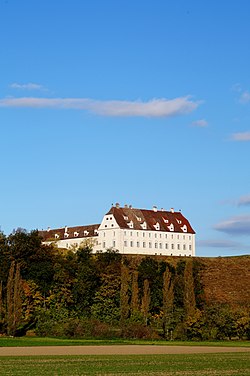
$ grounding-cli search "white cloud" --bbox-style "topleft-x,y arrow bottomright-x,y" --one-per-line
0,96 -> 199,118
239,90 -> 250,104
230,132 -> 250,141
214,215 -> 250,236
10,83 -> 45,91
238,195 -> 250,206
197,239 -> 244,249
192,119 -> 208,127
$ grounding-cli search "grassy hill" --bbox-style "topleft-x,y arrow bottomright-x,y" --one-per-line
199,255 -> 250,306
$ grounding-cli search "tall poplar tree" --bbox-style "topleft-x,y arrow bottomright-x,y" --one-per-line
162,268 -> 174,338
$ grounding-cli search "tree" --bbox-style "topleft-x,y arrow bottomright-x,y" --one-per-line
141,279 -> 151,325
162,267 -> 174,338
7,261 -> 23,336
131,271 -> 139,315
183,259 -> 196,319
120,263 -> 130,324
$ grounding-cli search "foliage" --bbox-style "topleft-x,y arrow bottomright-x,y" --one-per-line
0,228 -> 249,340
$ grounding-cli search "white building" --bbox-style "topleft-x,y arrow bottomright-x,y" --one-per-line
40,204 -> 195,256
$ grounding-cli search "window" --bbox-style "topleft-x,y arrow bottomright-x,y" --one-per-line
165,234 -> 168,239
183,244 -> 186,250
137,241 -> 140,247
113,240 -> 116,247
171,244 -> 174,250
177,244 -> 180,250
143,242 -> 146,248
154,222 -> 160,230
137,232 -> 139,237
149,233 -> 151,238
183,235 -> 185,240
103,242 -> 106,248
155,233 -> 157,238
149,242 -> 152,248
159,233 -> 162,238
130,241 -> 133,247
189,245 -> 192,251
130,231 -> 133,236
113,231 -> 115,236
165,243 -> 168,249
189,236 -> 191,240
74,232 -> 79,237
155,243 -> 158,248
111,224 -> 114,227
143,232 -> 145,237
171,234 -> 174,239
177,235 -> 179,239
168,223 -> 174,231
159,243 -> 162,249
124,231 -> 126,236
124,240 -> 127,247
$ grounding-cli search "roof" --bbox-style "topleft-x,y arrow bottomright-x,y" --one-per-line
106,206 -> 195,234
39,224 -> 100,241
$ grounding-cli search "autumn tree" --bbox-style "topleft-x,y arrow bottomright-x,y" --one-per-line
141,279 -> 151,325
7,261 -> 23,336
130,271 -> 139,316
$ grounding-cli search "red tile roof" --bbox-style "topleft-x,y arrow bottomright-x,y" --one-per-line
106,206 -> 195,234
39,224 -> 100,241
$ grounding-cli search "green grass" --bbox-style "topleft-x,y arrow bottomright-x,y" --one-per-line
0,353 -> 250,375
0,336 -> 249,347
0,337 -> 250,347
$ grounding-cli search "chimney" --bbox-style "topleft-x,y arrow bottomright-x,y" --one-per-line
124,204 -> 128,208
115,202 -> 120,208
170,208 -> 174,213
65,225 -> 68,233
47,227 -> 51,232
153,206 -> 157,212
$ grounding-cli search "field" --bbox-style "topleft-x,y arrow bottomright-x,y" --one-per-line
0,353 -> 250,375
0,337 -> 250,347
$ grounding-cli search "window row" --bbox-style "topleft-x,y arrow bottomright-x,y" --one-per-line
102,241 -> 192,251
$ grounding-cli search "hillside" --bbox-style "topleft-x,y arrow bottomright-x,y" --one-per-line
199,255 -> 250,306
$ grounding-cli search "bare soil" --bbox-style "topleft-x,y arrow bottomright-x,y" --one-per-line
1,345 -> 250,356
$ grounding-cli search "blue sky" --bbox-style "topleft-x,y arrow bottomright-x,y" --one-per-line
1,0 -> 250,256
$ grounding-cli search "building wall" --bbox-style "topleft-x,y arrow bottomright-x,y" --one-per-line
44,212 -> 195,256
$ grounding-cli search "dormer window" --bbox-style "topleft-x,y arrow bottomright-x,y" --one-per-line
55,234 -> 59,239
84,230 -> 89,236
94,229 -> 98,234
136,216 -> 142,222
176,219 -> 182,224
162,217 -> 169,223
74,231 -> 79,237
168,223 -> 174,232
123,215 -> 128,220
64,232 -> 69,238
128,220 -> 134,229
154,222 -> 160,230
140,221 -> 147,230
181,224 -> 187,232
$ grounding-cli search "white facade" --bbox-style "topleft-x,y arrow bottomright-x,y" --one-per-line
41,205 -> 196,256
97,213 -> 195,256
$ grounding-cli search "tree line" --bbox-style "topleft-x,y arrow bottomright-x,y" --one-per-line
0,229 -> 249,340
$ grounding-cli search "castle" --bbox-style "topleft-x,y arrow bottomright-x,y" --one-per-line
40,204 -> 196,256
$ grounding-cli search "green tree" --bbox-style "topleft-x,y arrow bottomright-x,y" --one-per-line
162,267 -> 174,338
91,273 -> 121,325
120,263 -> 130,324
